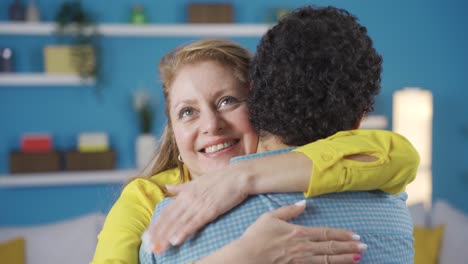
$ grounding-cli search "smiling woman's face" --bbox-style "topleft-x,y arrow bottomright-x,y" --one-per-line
168,60 -> 258,178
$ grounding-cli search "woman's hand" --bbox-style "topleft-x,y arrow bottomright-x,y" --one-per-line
146,151 -> 314,253
147,164 -> 252,253
198,201 -> 367,264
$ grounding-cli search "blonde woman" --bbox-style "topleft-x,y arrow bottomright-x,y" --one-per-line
92,39 -> 418,264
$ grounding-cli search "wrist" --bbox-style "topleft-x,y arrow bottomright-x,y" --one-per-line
231,160 -> 257,195
229,237 -> 255,263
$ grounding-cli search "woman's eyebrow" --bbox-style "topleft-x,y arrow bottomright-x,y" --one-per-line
172,99 -> 197,110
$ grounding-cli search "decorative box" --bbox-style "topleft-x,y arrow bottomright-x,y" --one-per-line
20,134 -> 52,153
44,45 -> 94,74
10,151 -> 61,174
65,150 -> 115,171
187,3 -> 233,23
78,132 -> 109,153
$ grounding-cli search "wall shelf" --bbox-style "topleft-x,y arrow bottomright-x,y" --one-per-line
0,114 -> 387,188
0,169 -> 137,188
0,73 -> 95,86
0,22 -> 269,37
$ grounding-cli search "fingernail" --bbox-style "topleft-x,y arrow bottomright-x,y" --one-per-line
141,231 -> 152,253
351,233 -> 361,241
353,254 -> 361,261
169,235 -> 181,246
294,200 -> 306,207
141,231 -> 151,244
141,231 -> 150,243
153,243 -> 163,253
358,243 -> 368,251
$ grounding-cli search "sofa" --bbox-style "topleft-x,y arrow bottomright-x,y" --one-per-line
0,213 -> 105,264
409,200 -> 468,264
1,200 -> 467,264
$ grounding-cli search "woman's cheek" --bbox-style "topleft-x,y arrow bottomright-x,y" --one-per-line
172,124 -> 195,156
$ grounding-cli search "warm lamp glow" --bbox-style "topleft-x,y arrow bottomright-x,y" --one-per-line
393,87 -> 433,208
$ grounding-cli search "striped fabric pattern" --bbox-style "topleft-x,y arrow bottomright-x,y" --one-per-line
139,149 -> 414,264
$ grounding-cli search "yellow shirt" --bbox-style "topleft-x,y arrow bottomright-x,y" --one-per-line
91,129 -> 419,264
295,129 -> 419,196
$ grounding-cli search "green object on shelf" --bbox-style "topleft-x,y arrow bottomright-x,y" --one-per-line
266,7 -> 292,23
130,5 -> 148,24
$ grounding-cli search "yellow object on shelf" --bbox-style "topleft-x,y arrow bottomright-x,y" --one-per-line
78,145 -> 109,153
44,45 -> 94,74
78,132 -> 109,153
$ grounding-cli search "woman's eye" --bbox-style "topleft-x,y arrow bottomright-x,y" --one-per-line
179,107 -> 195,119
218,96 -> 240,108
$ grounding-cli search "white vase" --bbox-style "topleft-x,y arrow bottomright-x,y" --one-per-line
136,134 -> 157,169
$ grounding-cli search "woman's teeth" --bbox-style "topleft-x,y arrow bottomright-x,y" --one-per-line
204,141 -> 236,153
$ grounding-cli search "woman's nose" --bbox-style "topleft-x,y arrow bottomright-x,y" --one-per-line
201,110 -> 226,135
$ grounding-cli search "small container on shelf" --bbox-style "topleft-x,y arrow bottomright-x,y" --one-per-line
64,132 -> 115,171
20,133 -> 52,153
65,150 -> 115,171
44,45 -> 95,75
0,48 -> 14,73
10,151 -> 62,174
78,132 -> 109,153
10,133 -> 60,174
130,5 -> 148,24
187,3 -> 233,23
25,0 -> 41,22
9,0 -> 25,21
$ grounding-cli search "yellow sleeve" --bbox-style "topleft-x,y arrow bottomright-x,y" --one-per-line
293,129 -> 420,197
91,168 -> 182,264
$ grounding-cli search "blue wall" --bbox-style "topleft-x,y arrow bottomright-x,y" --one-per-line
1,0 -> 468,225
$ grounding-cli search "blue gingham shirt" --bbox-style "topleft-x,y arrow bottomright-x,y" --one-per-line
140,148 -> 414,263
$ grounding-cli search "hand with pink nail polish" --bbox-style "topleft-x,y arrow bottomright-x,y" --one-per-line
197,202 -> 367,264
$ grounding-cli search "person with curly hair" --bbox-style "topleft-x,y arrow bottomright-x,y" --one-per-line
142,5 -> 415,264
249,6 -> 382,145
94,38 -> 417,264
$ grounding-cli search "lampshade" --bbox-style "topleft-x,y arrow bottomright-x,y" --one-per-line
393,87 -> 433,208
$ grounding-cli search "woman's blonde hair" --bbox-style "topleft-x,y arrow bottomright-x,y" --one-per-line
138,39 -> 252,183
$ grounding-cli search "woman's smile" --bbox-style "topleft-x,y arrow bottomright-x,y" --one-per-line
168,60 -> 258,177
201,139 -> 239,154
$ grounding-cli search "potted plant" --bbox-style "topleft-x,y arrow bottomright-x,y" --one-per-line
53,0 -> 101,91
133,90 -> 156,168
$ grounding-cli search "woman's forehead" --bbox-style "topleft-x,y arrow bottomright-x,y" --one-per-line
172,61 -> 241,90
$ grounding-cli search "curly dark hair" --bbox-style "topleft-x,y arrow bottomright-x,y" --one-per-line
248,6 -> 383,146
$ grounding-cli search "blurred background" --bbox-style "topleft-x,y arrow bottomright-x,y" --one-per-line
1,0 -> 467,227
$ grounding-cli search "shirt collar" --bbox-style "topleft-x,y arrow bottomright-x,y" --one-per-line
230,146 -> 298,164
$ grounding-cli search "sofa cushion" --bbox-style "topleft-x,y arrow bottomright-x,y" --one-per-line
413,225 -> 444,264
0,237 -> 25,264
432,200 -> 468,264
408,202 -> 428,226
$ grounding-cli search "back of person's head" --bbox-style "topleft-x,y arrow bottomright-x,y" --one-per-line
145,39 -> 251,179
249,5 -> 383,146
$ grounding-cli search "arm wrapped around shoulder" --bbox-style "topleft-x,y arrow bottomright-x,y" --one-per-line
293,129 -> 420,196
